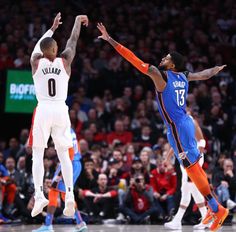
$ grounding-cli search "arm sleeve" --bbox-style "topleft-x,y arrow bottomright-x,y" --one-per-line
115,44 -> 149,74
31,29 -> 54,59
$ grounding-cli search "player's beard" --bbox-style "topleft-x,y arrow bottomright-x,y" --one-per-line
158,64 -> 167,71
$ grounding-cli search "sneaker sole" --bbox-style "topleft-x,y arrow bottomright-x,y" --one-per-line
76,225 -> 88,232
164,223 -> 182,230
63,200 -> 75,217
210,208 -> 229,231
31,200 -> 49,217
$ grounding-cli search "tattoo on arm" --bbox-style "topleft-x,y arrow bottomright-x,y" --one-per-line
147,65 -> 167,92
61,17 -> 82,66
188,66 -> 224,81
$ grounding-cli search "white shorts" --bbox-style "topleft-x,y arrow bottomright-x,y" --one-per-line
29,103 -> 72,150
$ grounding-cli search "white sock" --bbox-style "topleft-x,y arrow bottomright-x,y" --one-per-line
32,147 -> 45,197
56,147 -> 73,195
174,207 -> 186,222
199,206 -> 207,219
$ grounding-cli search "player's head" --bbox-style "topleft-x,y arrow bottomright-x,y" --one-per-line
159,51 -> 185,71
40,37 -> 58,59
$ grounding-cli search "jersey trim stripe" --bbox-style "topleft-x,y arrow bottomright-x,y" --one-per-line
157,93 -> 191,167
29,107 -> 37,147
157,92 -> 183,152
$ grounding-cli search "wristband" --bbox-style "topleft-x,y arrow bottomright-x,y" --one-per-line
197,139 -> 206,148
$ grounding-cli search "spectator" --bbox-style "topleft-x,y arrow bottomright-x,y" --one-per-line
82,174 -> 118,223
0,162 -> 16,219
150,157 -> 177,218
3,138 -> 24,160
212,158 -> 236,210
107,120 -> 133,145
139,148 -> 156,173
120,173 -> 158,224
133,125 -> 156,149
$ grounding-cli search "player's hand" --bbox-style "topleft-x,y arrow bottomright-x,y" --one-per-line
97,23 -> 110,41
215,65 -> 227,74
51,12 -> 62,32
77,15 -> 89,27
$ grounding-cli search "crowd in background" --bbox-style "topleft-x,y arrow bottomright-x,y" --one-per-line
0,0 -> 236,225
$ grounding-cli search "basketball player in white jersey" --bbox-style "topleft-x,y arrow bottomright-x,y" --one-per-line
29,12 -> 89,218
164,112 -> 209,230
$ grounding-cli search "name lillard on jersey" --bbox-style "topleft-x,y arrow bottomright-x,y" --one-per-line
42,67 -> 61,75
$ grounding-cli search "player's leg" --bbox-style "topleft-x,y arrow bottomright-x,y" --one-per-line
164,166 -> 191,230
61,192 -> 87,232
52,107 -> 74,216
32,189 -> 59,232
72,161 -> 87,231
186,163 -> 228,231
189,156 -> 209,229
30,106 -> 51,217
190,182 -> 209,229
178,118 -> 228,231
56,146 -> 74,216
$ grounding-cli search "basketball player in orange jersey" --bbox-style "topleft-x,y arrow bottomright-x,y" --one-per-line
29,13 -> 88,218
97,23 -> 228,231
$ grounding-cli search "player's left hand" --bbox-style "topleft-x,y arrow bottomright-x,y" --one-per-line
51,12 -> 62,32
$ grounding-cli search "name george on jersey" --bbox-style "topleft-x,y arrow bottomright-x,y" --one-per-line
173,81 -> 186,88
42,67 -> 61,75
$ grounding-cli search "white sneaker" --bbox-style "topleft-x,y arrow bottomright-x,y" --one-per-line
31,196 -> 49,217
63,194 -> 75,217
32,224 -> 54,232
193,221 -> 210,230
74,221 -> 87,232
116,213 -> 125,221
164,220 -> 182,230
226,199 -> 236,210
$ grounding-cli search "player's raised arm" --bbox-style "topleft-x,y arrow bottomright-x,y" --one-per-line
30,12 -> 62,64
188,65 -> 226,81
97,23 -> 166,92
61,15 -> 88,70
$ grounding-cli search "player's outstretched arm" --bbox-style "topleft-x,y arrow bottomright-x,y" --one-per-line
188,65 -> 226,81
61,15 -> 88,68
30,12 -> 62,63
97,23 -> 166,92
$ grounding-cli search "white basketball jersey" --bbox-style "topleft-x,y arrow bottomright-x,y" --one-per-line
33,58 -> 69,103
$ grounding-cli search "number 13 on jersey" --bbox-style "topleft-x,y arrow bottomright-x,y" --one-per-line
175,89 -> 185,106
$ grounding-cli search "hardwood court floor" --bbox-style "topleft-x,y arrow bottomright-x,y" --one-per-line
0,224 -> 235,232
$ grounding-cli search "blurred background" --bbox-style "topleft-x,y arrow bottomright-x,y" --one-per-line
0,0 -> 235,226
